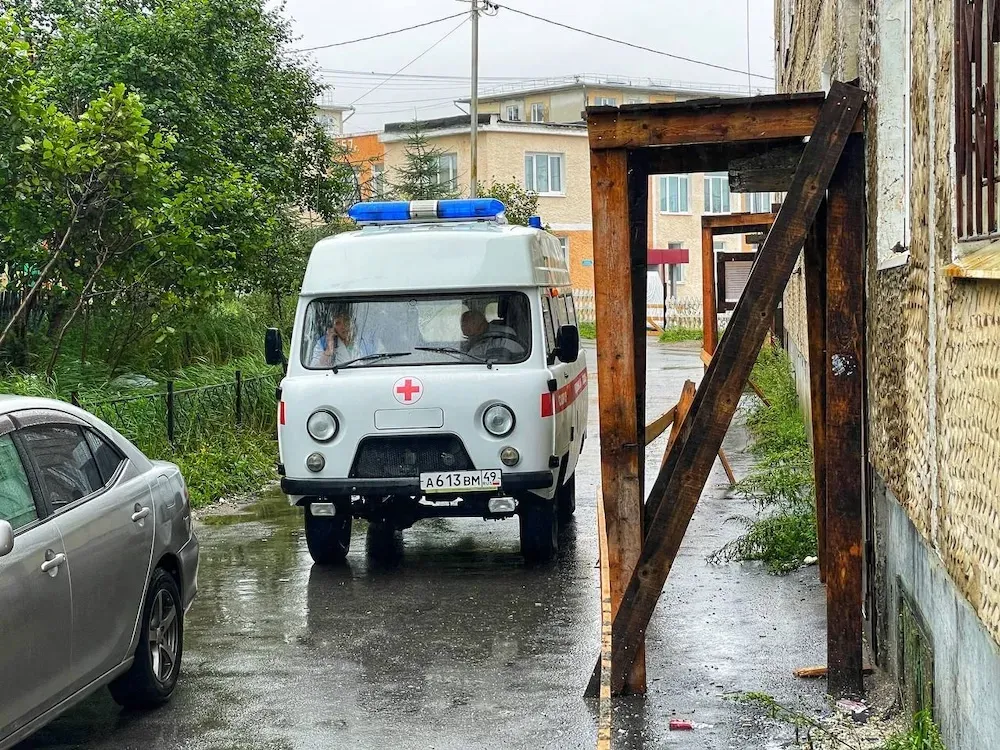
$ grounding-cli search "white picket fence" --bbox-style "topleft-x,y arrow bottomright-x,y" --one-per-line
573,289 -> 728,331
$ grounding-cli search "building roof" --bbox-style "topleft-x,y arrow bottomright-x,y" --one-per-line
381,113 -> 588,141
457,74 -> 772,104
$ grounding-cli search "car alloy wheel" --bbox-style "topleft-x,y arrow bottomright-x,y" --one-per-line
149,588 -> 179,684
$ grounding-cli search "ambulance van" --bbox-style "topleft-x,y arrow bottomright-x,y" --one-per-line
266,198 -> 589,564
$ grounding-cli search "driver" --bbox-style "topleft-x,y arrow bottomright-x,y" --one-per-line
461,308 -> 526,360
310,310 -> 373,367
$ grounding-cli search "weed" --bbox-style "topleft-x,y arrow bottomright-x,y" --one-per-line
709,342 -> 817,573
578,322 -> 597,340
883,711 -> 946,750
658,326 -> 703,343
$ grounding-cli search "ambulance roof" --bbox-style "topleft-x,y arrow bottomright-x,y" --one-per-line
301,222 -> 572,296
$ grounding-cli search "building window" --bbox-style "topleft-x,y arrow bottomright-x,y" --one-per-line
625,97 -> 646,104
371,162 -> 385,198
435,153 -> 458,189
955,1 -> 997,239
525,153 -> 564,195
557,236 -> 569,262
748,192 -> 771,213
530,103 -> 545,123
713,239 -> 727,251
594,96 -> 617,107
659,175 -> 690,213
704,173 -> 731,214
506,104 -> 522,122
667,241 -> 686,285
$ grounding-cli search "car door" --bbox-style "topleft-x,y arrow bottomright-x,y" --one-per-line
16,418 -> 155,691
0,425 -> 72,739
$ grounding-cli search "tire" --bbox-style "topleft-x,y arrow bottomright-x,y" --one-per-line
109,567 -> 183,709
366,521 -> 402,561
557,471 -> 577,522
519,499 -> 558,562
304,505 -> 352,565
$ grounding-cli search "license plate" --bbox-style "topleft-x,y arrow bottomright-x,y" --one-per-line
420,469 -> 502,493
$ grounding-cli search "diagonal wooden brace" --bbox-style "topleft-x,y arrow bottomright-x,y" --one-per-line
587,82 -> 865,697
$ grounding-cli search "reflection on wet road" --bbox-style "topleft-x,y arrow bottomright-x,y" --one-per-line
19,342 -> 829,750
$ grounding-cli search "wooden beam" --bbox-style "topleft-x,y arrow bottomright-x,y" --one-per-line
803,205 -> 829,583
626,153 -> 649,694
644,407 -> 676,446
596,488 -> 612,750
589,148 -> 645,692
665,381 -> 697,464
823,135 -> 866,697
703,212 -> 777,231
588,92 -> 862,151
639,140 -> 804,178
607,83 -> 865,695
701,222 -> 717,356
717,448 -> 736,485
701,349 -> 772,407
728,143 -> 804,192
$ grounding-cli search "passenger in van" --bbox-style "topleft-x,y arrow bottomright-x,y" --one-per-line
461,307 -> 527,361
310,311 -> 373,367
460,310 -> 489,353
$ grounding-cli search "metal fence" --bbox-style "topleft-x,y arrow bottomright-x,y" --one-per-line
74,371 -> 280,451
573,289 -> 732,331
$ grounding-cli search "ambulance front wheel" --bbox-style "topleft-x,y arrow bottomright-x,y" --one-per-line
519,499 -> 558,562
304,502 -> 352,565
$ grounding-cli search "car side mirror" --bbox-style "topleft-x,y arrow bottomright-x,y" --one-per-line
556,324 -> 580,364
0,520 -> 14,558
264,328 -> 285,366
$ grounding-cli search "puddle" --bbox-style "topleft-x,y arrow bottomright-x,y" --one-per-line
199,489 -> 302,527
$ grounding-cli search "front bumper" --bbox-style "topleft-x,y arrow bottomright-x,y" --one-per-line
280,471 -> 553,498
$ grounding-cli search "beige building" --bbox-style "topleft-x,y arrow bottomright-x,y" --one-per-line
382,77 -> 771,295
778,1 -> 1000,746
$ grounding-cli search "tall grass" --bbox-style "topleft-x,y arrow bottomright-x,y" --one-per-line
709,342 -> 817,573
884,711 -> 946,750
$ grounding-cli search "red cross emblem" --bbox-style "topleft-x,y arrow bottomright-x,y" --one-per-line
393,376 -> 423,404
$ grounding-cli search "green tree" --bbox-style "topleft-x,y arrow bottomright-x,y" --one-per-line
391,124 -> 458,201
478,180 -> 540,226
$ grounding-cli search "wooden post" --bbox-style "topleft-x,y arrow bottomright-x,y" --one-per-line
607,84 -> 865,694
589,148 -> 646,691
823,135 -> 866,697
701,223 -> 717,356
803,205 -> 828,583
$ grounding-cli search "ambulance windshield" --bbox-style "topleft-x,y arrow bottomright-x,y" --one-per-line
301,292 -> 532,369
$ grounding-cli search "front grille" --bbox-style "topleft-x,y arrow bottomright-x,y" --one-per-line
349,434 -> 475,478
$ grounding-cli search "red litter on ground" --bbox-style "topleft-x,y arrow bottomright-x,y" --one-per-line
669,720 -> 694,731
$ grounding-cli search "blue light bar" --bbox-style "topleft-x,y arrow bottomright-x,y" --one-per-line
347,201 -> 411,223
436,198 -> 505,220
347,198 -> 507,225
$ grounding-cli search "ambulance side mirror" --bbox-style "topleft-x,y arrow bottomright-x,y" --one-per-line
264,328 -> 285,366
556,325 -> 580,364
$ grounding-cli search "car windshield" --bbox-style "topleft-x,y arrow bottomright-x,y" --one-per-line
301,292 -> 532,369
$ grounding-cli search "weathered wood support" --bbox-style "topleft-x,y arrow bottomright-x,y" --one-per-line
589,148 -> 646,694
701,223 -> 717,356
728,144 -> 805,193
606,83 -> 865,695
803,205 -> 829,583
823,135 -> 866,697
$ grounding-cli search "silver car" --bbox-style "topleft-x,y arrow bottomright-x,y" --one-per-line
0,396 -> 199,749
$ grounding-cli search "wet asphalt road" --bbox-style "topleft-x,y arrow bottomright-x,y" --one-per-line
19,341 -> 829,750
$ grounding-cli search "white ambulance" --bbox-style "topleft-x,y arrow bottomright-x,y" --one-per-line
266,198 -> 589,564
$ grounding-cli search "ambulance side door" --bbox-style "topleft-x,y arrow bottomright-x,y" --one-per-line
542,290 -> 574,465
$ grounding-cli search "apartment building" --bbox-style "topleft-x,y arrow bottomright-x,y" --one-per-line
380,76 -> 771,295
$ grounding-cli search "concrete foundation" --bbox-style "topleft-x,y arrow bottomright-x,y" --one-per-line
874,474 -> 1000,750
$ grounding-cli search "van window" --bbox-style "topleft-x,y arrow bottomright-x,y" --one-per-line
540,295 -> 558,359
301,292 -> 533,368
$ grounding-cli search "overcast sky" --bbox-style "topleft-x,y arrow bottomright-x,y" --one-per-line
280,0 -> 776,133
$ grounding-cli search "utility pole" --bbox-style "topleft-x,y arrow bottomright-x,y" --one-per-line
469,0 -> 480,197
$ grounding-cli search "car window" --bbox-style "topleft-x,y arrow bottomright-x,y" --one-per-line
85,429 -> 126,485
20,424 -> 104,511
0,435 -> 38,531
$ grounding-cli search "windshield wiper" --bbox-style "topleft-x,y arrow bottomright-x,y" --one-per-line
414,346 -> 494,369
333,351 -> 411,373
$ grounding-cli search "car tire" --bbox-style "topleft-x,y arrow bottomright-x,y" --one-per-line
366,521 -> 402,560
557,471 -> 576,522
109,567 -> 183,709
304,505 -> 352,565
519,499 -> 558,562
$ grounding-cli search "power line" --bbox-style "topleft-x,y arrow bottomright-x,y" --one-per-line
489,2 -> 775,82
349,16 -> 470,106
287,12 -> 468,54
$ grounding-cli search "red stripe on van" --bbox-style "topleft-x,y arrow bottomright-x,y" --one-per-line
541,370 -> 588,417
279,401 -> 285,425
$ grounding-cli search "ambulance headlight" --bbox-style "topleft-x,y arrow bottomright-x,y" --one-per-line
307,410 -> 339,442
483,404 -> 515,437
